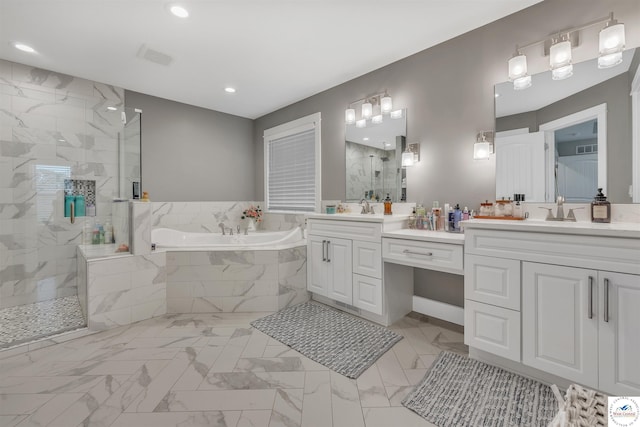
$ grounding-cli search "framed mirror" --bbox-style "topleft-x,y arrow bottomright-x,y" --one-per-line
345,109 -> 407,202
494,48 -> 639,203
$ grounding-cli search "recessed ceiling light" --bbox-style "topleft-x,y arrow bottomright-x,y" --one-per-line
225,87 -> 236,93
107,106 -> 117,111
14,42 -> 35,53
169,5 -> 189,18
363,137 -> 369,141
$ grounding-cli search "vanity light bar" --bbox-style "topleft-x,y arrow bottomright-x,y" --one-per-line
507,12 -> 625,90
345,91 -> 395,126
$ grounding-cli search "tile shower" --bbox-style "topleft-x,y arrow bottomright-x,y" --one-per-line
0,59 -> 139,348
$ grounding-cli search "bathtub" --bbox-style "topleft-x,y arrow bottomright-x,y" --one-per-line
152,227 -> 305,250
156,226 -> 309,314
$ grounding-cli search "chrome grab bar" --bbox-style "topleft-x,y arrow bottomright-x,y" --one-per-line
403,249 -> 432,257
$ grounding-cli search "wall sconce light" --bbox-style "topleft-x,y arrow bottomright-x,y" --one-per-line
345,91 -> 395,127
599,13 -> 625,68
473,131 -> 494,160
550,35 -> 573,80
507,12 -> 625,89
402,143 -> 420,167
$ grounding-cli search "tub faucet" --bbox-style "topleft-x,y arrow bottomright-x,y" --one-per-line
219,222 -> 226,235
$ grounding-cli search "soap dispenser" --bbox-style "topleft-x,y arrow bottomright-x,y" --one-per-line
591,188 -> 611,223
383,193 -> 392,215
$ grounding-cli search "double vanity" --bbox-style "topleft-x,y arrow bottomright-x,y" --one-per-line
306,213 -> 640,396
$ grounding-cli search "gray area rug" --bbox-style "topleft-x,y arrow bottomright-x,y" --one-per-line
402,351 -> 559,427
250,302 -> 402,379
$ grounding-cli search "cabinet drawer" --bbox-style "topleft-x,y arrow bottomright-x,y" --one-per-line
464,300 -> 521,362
382,237 -> 463,275
307,219 -> 381,243
353,274 -> 383,315
465,254 -> 520,310
353,240 -> 382,278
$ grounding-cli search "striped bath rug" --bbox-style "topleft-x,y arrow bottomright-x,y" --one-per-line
402,351 -> 559,426
250,302 -> 402,379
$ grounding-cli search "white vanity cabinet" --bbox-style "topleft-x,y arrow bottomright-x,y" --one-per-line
306,215 -> 410,323
464,220 -> 640,395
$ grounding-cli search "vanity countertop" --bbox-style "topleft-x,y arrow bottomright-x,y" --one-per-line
306,213 -> 408,223
382,229 -> 465,244
462,219 -> 640,239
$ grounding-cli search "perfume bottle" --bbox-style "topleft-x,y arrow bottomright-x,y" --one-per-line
383,193 -> 392,215
591,188 -> 611,223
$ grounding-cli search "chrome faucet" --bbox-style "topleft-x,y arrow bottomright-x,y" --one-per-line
539,196 -> 583,222
360,199 -> 375,214
555,196 -> 565,220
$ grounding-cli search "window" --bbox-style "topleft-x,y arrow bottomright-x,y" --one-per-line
264,112 -> 321,213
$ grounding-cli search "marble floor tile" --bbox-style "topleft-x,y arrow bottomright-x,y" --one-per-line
0,310 -> 467,427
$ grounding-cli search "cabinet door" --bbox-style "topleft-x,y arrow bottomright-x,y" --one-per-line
599,272 -> 640,395
326,238 -> 353,305
353,240 -> 382,279
522,263 -> 598,388
353,273 -> 382,315
307,235 -> 328,296
464,254 -> 520,310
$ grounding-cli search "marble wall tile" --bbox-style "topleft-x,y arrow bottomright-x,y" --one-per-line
130,201 -> 152,255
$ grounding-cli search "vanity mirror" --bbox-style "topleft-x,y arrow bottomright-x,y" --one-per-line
494,48 -> 639,203
345,109 -> 407,202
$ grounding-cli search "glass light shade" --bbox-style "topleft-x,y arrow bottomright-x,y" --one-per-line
513,75 -> 532,91
381,95 -> 392,114
390,109 -> 403,119
372,114 -> 383,124
599,22 -> 625,54
362,102 -> 373,119
345,108 -> 356,124
508,54 -> 528,81
356,119 -> 367,128
550,39 -> 572,70
401,151 -> 414,167
473,142 -> 491,160
598,52 -> 623,69
551,64 -> 573,81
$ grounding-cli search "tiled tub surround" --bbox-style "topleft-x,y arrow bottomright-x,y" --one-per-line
166,246 -> 309,313
0,58 -> 128,310
151,201 -> 305,233
78,246 -> 166,331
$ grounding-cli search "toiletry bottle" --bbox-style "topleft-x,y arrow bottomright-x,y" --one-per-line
591,188 -> 611,223
416,203 -> 426,217
83,221 -> 93,245
64,194 -> 74,217
408,208 -> 416,229
513,195 -> 524,218
104,221 -> 113,244
75,195 -> 85,217
133,182 -> 140,199
99,224 -> 105,244
462,206 -> 470,221
444,203 -> 450,231
384,193 -> 392,215
453,204 -> 462,232
86,203 -> 96,217
92,223 -> 101,245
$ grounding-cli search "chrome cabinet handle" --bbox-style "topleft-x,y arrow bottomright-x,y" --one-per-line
322,240 -> 326,262
588,276 -> 593,319
604,278 -> 610,323
326,241 -> 331,263
403,249 -> 433,257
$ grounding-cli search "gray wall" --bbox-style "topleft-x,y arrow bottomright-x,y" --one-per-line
253,0 -> 640,210
125,90 -> 255,202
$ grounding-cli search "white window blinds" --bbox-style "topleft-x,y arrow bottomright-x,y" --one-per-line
264,113 -> 320,212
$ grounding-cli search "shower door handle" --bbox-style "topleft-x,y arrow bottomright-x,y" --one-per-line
70,201 -> 75,224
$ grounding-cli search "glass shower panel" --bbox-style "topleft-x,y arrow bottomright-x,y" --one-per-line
0,59 -> 129,348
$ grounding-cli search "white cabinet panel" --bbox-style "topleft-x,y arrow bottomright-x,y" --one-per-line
599,272 -> 640,395
353,240 -> 382,279
465,254 -> 520,310
464,300 -> 520,361
326,238 -> 353,305
353,273 -> 382,315
522,262 -> 599,388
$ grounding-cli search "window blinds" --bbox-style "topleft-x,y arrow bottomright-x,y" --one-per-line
267,128 -> 316,212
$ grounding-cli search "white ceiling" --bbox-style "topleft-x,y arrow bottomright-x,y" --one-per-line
0,0 -> 541,119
